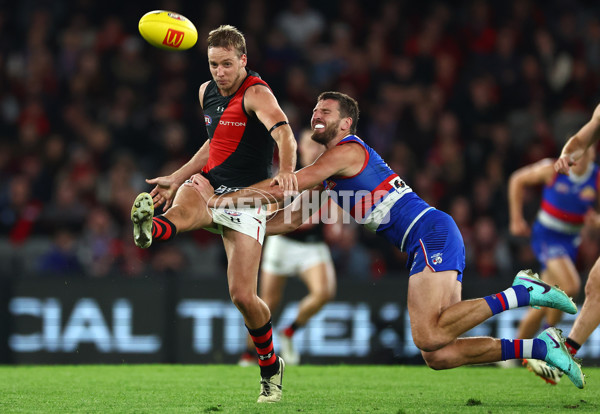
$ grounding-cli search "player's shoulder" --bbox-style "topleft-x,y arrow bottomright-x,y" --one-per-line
199,81 -> 212,106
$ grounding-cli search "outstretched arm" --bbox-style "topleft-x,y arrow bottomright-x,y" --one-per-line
508,159 -> 555,237
203,142 -> 364,208
555,103 -> 600,174
265,184 -> 328,235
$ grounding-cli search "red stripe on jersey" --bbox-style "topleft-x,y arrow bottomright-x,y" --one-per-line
349,173 -> 399,219
334,139 -> 370,179
202,77 -> 269,173
203,94 -> 247,172
541,200 -> 585,224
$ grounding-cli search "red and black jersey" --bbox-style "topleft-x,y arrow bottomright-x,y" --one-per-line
202,70 -> 275,192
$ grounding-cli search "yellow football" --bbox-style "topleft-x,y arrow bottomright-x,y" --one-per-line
138,10 -> 198,51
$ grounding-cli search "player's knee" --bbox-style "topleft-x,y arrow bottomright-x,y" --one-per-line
313,289 -> 335,305
412,332 -> 451,353
421,352 -> 452,370
165,205 -> 193,228
229,288 -> 255,313
584,278 -> 600,301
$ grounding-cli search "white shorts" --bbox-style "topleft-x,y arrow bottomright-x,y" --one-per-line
208,205 -> 267,245
261,235 -> 333,276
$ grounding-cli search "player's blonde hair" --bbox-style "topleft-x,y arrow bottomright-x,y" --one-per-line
207,25 -> 247,57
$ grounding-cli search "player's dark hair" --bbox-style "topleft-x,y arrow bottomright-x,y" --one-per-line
207,25 -> 247,57
317,91 -> 360,134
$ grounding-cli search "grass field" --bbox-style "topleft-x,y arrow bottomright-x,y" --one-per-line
1,364 -> 598,413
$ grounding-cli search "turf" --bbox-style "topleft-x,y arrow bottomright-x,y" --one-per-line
1,364 -> 597,413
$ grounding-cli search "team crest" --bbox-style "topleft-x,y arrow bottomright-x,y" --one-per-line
205,115 -> 212,126
580,185 -> 596,201
431,253 -> 443,265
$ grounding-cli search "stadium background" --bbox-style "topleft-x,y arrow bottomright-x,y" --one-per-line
2,0 -> 600,364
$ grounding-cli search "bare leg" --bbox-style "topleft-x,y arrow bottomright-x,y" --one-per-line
407,268 -> 495,352
569,258 -> 600,345
244,271 -> 287,351
163,185 -> 214,233
543,257 -> 581,326
222,228 -> 270,328
295,261 -> 336,325
421,338 -> 502,369
517,307 -> 546,339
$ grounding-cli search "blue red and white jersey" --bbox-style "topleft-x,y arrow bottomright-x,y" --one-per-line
323,135 -> 432,251
536,163 -> 600,235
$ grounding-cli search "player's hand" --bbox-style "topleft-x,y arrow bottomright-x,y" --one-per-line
184,173 -> 215,206
270,171 -> 298,196
554,155 -> 574,175
584,209 -> 600,228
146,175 -> 180,212
509,217 -> 530,237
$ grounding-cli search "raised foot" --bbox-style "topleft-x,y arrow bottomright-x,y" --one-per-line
512,269 -> 577,314
131,192 -> 154,249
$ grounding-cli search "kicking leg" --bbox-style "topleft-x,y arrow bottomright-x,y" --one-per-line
131,185 -> 214,248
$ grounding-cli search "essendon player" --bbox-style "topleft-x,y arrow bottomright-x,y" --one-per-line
130,25 -> 297,402
192,91 -> 585,389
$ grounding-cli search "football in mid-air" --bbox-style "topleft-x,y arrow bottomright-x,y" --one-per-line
138,10 -> 198,50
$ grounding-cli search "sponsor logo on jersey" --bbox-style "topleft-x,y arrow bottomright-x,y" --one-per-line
205,115 -> 212,126
431,253 -> 443,265
555,182 -> 569,194
163,29 -> 185,48
390,177 -> 405,189
219,120 -> 246,127
324,180 -> 337,191
580,185 -> 596,201
217,106 -> 225,113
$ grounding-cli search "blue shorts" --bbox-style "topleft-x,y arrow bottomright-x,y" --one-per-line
530,221 -> 580,270
404,209 -> 466,281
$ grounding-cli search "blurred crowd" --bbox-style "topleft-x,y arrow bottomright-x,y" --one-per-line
2,0 -> 600,281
